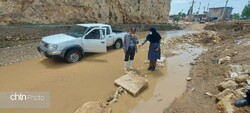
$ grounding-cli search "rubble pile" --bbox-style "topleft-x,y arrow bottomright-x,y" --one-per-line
161,31 -> 220,57
175,31 -> 222,45
209,64 -> 250,113
106,87 -> 127,105
74,101 -> 111,113
161,31 -> 222,47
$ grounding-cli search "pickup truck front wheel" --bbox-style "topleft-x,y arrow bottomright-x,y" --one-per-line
113,40 -> 122,49
65,50 -> 82,63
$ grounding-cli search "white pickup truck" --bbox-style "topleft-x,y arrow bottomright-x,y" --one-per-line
37,23 -> 127,63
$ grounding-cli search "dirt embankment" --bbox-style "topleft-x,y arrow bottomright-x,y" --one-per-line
165,24 -> 250,113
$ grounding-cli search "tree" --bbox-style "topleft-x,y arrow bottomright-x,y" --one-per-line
232,13 -> 240,20
172,15 -> 180,23
178,12 -> 186,18
242,4 -> 250,19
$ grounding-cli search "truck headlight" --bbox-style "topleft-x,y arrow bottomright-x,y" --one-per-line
48,44 -> 58,50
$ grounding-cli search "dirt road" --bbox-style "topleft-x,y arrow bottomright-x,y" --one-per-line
0,30 -> 201,113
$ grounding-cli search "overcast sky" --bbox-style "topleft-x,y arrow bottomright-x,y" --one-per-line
170,0 -> 249,15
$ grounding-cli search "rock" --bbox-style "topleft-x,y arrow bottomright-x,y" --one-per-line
228,52 -> 238,57
229,65 -> 244,73
144,60 -> 150,64
74,101 -> 111,113
247,79 -> 250,85
157,63 -> 165,68
114,71 -> 148,96
217,80 -> 238,92
235,74 -> 249,83
213,36 -> 222,44
157,57 -> 167,63
106,96 -> 114,103
190,62 -> 196,66
217,94 -> 235,113
238,82 -> 248,87
215,89 -> 235,101
242,65 -> 250,73
5,36 -> 12,41
171,50 -> 180,55
186,77 -> 192,81
229,72 -> 239,78
219,56 -> 231,64
205,92 -> 214,97
235,88 -> 246,99
0,0 -> 171,24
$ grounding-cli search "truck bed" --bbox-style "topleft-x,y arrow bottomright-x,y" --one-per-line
112,30 -> 126,33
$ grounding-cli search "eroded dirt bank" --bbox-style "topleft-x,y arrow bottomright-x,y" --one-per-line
165,24 -> 250,113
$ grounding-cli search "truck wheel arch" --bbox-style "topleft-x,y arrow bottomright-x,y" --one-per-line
116,38 -> 123,44
113,38 -> 123,49
61,45 -> 84,58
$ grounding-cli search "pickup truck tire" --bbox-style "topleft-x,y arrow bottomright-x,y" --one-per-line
113,40 -> 122,49
44,54 -> 52,58
65,50 -> 82,63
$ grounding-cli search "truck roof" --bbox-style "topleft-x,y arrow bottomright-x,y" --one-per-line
77,23 -> 110,27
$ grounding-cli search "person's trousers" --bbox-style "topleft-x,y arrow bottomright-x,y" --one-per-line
124,47 -> 136,61
150,60 -> 156,67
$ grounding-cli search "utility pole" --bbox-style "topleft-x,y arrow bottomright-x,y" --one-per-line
207,3 -> 210,12
198,2 -> 201,14
203,6 -> 206,13
190,0 -> 195,15
221,0 -> 229,20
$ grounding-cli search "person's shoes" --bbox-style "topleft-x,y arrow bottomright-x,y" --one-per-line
235,98 -> 250,107
148,66 -> 153,70
151,67 -> 156,71
129,60 -> 134,70
124,61 -> 129,73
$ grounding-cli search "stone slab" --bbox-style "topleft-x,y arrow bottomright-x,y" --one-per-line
114,71 -> 148,96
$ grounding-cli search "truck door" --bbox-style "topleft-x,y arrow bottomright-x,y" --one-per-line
82,28 -> 107,53
103,26 -> 113,46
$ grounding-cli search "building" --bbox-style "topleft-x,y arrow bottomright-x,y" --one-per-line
208,7 -> 233,21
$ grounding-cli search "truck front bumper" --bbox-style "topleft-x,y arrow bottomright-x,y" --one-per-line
37,47 -> 63,57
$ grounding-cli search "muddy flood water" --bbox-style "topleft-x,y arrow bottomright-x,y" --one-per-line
0,30 -> 203,113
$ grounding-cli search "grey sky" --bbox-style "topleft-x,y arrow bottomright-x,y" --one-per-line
170,0 -> 249,15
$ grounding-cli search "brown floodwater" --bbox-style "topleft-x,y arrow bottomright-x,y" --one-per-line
0,30 -> 203,113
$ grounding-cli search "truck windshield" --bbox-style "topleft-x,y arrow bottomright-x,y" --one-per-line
65,26 -> 88,38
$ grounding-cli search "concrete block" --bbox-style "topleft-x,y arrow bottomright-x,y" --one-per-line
115,71 -> 148,96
